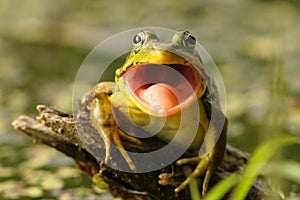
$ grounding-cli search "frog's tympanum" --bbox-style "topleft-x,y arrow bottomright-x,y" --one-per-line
89,30 -> 227,195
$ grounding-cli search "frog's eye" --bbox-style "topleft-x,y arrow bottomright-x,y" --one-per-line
133,31 -> 146,47
133,33 -> 142,44
182,31 -> 196,49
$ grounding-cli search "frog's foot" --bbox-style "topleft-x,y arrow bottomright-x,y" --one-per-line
107,126 -> 138,171
175,155 -> 214,196
100,126 -> 139,171
89,92 -> 140,171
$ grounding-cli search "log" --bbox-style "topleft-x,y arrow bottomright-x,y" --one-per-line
12,101 -> 280,199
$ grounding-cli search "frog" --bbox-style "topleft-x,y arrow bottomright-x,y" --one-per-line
89,30 -> 227,196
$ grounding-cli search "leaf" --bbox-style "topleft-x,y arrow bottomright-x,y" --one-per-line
231,136 -> 299,200
189,177 -> 202,200
204,173 -> 239,200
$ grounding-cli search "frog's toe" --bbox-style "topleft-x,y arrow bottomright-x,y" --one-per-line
176,157 -> 200,165
175,156 -> 212,195
119,129 -> 142,145
111,127 -> 136,171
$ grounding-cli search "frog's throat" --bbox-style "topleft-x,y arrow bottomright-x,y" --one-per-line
117,63 -> 206,117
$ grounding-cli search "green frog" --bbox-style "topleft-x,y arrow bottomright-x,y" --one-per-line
89,30 -> 227,195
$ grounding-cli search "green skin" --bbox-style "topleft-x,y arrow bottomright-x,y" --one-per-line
89,30 -> 227,195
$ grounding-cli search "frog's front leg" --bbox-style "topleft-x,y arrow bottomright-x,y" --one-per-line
90,82 -> 141,171
175,117 -> 228,196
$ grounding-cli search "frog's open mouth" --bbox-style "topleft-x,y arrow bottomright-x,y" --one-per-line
123,63 -> 203,116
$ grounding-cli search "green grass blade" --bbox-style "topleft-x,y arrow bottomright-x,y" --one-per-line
231,136 -> 299,200
189,177 -> 202,200
204,173 -> 239,200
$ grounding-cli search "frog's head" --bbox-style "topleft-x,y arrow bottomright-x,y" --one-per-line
115,30 -> 207,117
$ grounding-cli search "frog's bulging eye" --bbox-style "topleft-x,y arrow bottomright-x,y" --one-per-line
132,31 -> 146,48
132,31 -> 159,51
133,34 -> 142,44
183,31 -> 196,49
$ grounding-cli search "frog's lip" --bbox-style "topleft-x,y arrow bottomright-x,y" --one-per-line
123,63 -> 203,117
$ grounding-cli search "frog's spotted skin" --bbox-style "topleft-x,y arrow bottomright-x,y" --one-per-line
89,30 -> 227,196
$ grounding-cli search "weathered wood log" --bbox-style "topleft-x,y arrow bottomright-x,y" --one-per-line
12,101 -> 280,199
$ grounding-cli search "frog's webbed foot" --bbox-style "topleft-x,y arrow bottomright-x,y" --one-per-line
109,126 -> 139,171
173,116 -> 228,195
91,98 -> 139,171
175,155 -> 213,195
90,82 -> 141,171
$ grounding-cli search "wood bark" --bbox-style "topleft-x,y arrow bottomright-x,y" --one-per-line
12,100 -> 280,199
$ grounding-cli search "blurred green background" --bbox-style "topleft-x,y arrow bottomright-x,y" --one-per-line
1,0 -> 299,199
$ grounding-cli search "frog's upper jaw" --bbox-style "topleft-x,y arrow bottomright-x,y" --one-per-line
118,60 -> 206,117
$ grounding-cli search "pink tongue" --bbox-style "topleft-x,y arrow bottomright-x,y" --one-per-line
136,83 -> 179,111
